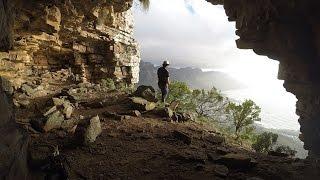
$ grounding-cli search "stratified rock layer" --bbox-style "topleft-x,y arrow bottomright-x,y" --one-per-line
0,1 -> 140,178
0,0 -> 140,89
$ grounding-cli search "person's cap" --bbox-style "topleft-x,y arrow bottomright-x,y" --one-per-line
163,60 -> 170,65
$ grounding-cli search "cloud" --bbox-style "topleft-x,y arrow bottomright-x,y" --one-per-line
133,0 -> 275,70
184,0 -> 195,14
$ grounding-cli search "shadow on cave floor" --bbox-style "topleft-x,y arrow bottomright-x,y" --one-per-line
24,89 -> 320,180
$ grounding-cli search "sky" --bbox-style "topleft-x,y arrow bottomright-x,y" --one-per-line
133,0 -> 281,87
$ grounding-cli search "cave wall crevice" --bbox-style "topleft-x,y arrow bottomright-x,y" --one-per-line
0,0 -> 15,51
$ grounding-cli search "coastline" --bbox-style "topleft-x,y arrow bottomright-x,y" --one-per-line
222,88 -> 308,158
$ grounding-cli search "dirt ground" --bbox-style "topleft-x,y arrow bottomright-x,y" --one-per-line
24,96 -> 320,180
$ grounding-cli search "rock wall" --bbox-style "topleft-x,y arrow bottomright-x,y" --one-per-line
0,1 -> 140,178
0,0 -> 140,89
0,0 -> 15,51
209,0 -> 320,157
0,78 -> 28,179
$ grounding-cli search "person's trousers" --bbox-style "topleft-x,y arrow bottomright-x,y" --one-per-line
158,84 -> 168,103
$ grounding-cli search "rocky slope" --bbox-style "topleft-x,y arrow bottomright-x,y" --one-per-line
139,61 -> 245,91
21,85 -> 319,179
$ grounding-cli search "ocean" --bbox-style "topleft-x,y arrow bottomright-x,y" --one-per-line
223,83 -> 300,131
221,82 -> 308,158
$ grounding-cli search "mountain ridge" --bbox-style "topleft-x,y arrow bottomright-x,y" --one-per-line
139,61 -> 246,91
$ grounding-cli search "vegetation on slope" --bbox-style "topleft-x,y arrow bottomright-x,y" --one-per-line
162,81 -> 296,156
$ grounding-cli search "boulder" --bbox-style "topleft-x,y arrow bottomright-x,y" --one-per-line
130,110 -> 141,117
129,97 -> 156,111
180,112 -> 194,122
43,111 -> 64,132
21,84 -> 35,96
164,107 -> 173,118
52,97 -> 65,106
44,106 -> 57,117
216,153 -> 257,169
63,102 -> 74,119
173,130 -> 192,145
169,101 -> 180,111
179,150 -> 207,163
213,164 -> 229,178
50,97 -> 74,119
18,99 -> 31,108
205,134 -> 225,145
30,118 -> 46,132
61,119 -> 78,130
172,112 -> 194,122
84,116 -> 102,145
172,112 -> 182,122
132,85 -> 157,102
31,87 -> 48,98
156,107 -> 173,118
216,147 -> 230,155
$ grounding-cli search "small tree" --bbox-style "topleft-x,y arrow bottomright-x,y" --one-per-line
225,100 -> 261,140
252,132 -> 278,153
191,88 -> 227,119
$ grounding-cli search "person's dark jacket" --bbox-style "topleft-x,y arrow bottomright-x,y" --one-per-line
157,67 -> 169,87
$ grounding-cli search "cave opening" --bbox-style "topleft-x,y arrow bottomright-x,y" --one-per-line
0,0 -> 320,178
133,0 -> 307,158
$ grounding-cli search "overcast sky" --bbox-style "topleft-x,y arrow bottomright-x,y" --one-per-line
133,0 -> 281,85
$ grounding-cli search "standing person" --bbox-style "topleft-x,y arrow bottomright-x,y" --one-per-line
157,60 -> 170,103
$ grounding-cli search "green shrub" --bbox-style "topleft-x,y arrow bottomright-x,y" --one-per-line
166,81 -> 192,111
100,78 -> 116,90
274,145 -> 297,156
116,82 -> 135,94
252,132 -> 278,153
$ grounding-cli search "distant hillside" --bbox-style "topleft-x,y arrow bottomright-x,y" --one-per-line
139,61 -> 246,91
